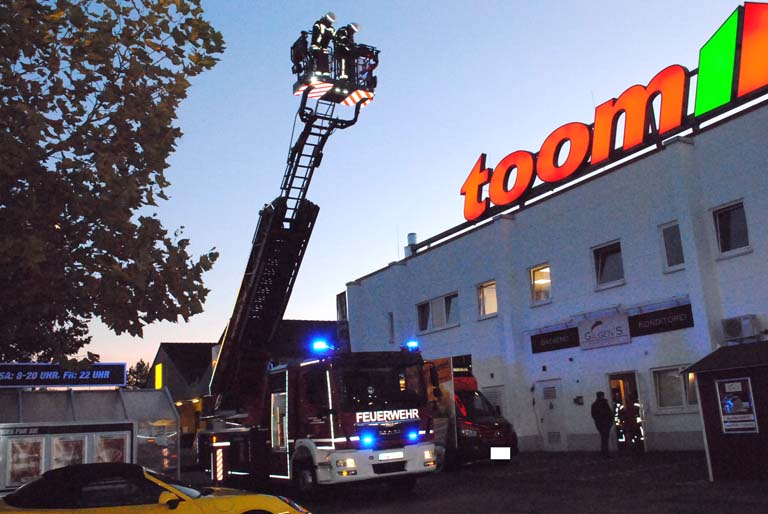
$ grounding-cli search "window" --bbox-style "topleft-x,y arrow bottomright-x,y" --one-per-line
417,293 -> 459,332
530,264 -> 551,304
270,391 -> 287,449
660,222 -> 685,271
78,476 -> 165,508
714,201 -> 749,254
653,367 -> 697,410
593,241 -> 624,287
387,312 -> 395,344
477,281 -> 497,318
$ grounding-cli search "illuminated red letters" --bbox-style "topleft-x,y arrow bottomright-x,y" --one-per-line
460,154 -> 490,222
460,65 -> 690,222
536,122 -> 591,183
489,150 -> 535,205
592,65 -> 688,165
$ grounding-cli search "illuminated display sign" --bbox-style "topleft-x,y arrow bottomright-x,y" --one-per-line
355,409 -> 420,423
461,3 -> 768,222
0,363 -> 126,388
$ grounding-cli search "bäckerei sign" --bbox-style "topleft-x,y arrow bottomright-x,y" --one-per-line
461,3 -> 768,222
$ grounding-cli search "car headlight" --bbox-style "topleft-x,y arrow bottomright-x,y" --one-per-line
460,428 -> 478,437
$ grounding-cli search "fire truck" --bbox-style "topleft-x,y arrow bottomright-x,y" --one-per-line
197,16 -> 436,494
200,345 -> 437,494
428,355 -> 518,470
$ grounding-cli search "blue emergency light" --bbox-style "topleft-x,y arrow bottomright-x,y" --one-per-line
311,339 -> 333,353
403,340 -> 419,351
360,431 -> 376,447
407,430 -> 419,442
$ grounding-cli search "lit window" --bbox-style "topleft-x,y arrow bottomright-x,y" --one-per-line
417,293 -> 459,332
477,281 -> 497,318
660,222 -> 685,271
593,241 -> 624,287
653,367 -> 697,410
530,264 -> 551,304
714,202 -> 749,254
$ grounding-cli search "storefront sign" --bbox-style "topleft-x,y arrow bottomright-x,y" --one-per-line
0,363 -> 126,388
531,327 -> 580,354
629,304 -> 694,337
579,314 -> 630,350
461,3 -> 768,222
716,377 -> 759,433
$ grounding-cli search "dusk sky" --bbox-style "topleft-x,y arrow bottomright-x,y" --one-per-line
86,0 -> 746,366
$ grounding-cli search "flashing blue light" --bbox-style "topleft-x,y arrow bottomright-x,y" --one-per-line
404,340 -> 419,351
360,432 -> 376,447
312,339 -> 332,353
407,430 -> 419,442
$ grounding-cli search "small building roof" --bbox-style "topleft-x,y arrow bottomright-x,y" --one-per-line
0,389 -> 178,425
157,342 -> 216,385
686,341 -> 768,374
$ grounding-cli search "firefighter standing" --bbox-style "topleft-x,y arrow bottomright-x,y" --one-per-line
591,391 -> 613,457
334,23 -> 359,81
311,12 -> 336,76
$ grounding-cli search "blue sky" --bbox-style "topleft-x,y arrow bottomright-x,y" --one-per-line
87,0 -> 746,365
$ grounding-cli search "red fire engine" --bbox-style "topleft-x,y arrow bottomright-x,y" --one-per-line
200,346 -> 437,494
197,16 -> 436,495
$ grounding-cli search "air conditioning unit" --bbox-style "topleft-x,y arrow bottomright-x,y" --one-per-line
721,315 -> 761,340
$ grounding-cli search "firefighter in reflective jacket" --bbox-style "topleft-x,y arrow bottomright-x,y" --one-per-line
334,23 -> 359,81
311,12 -> 336,76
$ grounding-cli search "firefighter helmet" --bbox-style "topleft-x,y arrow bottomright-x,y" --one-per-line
324,11 -> 336,23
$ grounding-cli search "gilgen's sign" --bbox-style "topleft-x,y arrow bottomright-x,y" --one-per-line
461,3 -> 768,222
356,409 -> 420,423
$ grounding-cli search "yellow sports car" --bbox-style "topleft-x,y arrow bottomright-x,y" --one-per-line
0,462 -> 310,514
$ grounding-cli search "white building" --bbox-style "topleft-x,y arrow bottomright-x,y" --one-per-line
345,81 -> 768,451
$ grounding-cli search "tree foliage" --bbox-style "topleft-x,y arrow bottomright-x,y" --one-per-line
0,0 -> 224,362
126,358 -> 149,388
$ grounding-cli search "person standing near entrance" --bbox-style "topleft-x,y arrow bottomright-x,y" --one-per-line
591,391 -> 613,457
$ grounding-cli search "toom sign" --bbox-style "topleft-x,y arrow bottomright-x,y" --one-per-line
461,2 -> 768,222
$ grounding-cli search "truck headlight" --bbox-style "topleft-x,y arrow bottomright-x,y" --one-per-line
335,458 -> 356,468
423,449 -> 434,460
460,428 -> 478,437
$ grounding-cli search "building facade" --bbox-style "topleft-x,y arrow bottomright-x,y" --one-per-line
346,96 -> 768,452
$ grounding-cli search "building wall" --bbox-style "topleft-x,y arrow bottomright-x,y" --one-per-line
347,104 -> 768,452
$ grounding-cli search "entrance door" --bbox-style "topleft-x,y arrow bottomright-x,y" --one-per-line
535,379 -> 566,451
608,371 -> 646,453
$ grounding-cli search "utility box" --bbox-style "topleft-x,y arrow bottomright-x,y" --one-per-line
686,341 -> 768,481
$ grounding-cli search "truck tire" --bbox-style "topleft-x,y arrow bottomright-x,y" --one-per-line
293,459 -> 317,498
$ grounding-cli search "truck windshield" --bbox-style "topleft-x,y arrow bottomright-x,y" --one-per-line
339,362 -> 425,411
455,390 -> 497,420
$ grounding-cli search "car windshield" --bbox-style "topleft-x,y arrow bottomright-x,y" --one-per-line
147,470 -> 203,499
455,390 -> 497,420
339,362 -> 426,411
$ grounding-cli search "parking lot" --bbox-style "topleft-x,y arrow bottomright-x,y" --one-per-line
240,451 -> 768,514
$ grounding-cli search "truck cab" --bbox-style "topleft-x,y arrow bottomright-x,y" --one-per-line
428,355 -> 518,469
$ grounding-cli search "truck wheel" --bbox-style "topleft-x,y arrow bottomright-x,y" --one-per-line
387,475 -> 416,492
293,460 -> 317,498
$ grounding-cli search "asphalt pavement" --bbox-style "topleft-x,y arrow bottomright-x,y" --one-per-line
184,451 -> 768,514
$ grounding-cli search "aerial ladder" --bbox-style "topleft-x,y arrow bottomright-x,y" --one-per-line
209,18 -> 380,425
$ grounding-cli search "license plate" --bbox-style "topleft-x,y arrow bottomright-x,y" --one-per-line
378,451 -> 404,461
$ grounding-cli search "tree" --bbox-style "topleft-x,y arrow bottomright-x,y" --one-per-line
126,358 -> 150,389
0,0 -> 224,362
